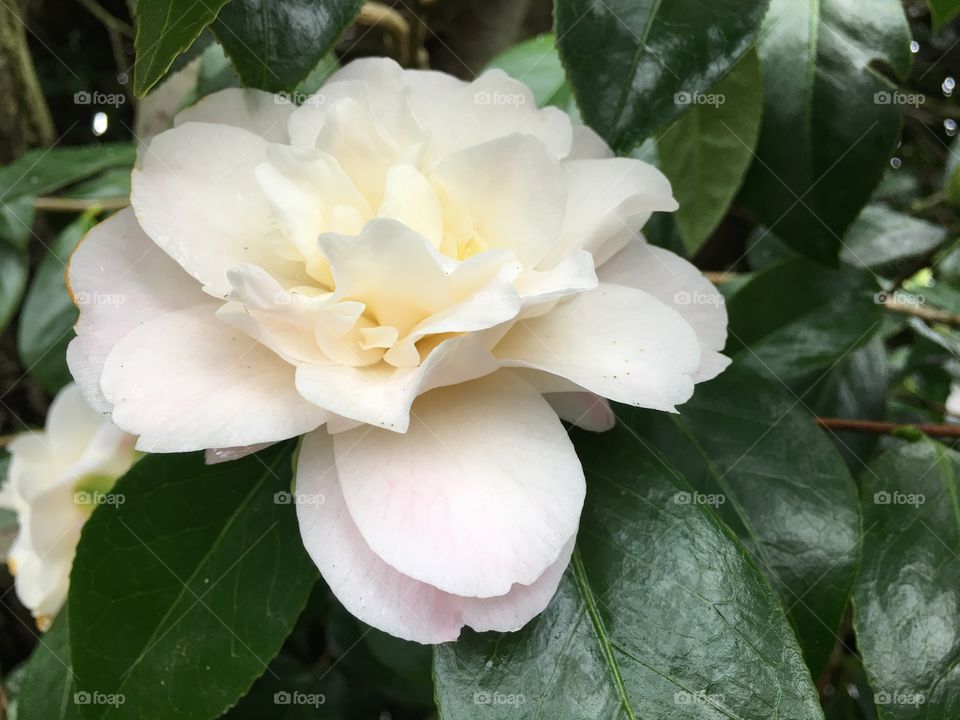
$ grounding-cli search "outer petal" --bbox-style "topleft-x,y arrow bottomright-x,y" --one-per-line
546,392 -> 615,432
174,88 -> 296,143
541,158 -> 677,269
333,371 -> 584,598
132,123 -> 305,295
295,429 -> 575,643
67,208 -> 205,412
598,238 -> 730,382
494,283 -> 701,412
99,304 -> 327,452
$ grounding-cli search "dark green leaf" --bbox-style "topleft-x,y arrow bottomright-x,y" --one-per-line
133,0 -> 232,95
555,0 -> 769,151
486,34 -> 571,108
17,608 -> 79,720
840,204 -> 947,274
18,214 -> 96,394
60,168 -> 132,201
657,48 -> 763,255
0,242 -> 28,334
943,137 -> 960,207
69,443 -> 317,720
0,144 -> 135,205
726,258 -> 884,381
929,0 -> 960,31
739,0 -> 912,264
0,195 -> 36,251
631,364 -> 861,675
212,0 -> 362,93
853,438 -> 960,719
434,412 -> 824,719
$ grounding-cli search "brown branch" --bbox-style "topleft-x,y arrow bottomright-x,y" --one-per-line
816,417 -> 960,438
356,2 -> 412,66
883,297 -> 960,329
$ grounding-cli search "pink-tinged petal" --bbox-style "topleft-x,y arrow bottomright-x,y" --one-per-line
132,122 -> 306,295
430,134 -> 566,267
174,88 -> 295,143
494,283 -> 701,412
598,238 -> 730,382
546,392 -> 615,432
99,304 -> 326,452
333,371 -> 584,598
295,429 -> 575,643
296,333 -> 498,432
67,208 -> 206,412
204,443 -> 274,465
541,158 -> 677,269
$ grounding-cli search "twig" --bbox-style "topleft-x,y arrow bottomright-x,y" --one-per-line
883,297 -> 960,328
816,417 -> 960,438
33,196 -> 128,212
703,271 -> 740,284
356,2 -> 412,66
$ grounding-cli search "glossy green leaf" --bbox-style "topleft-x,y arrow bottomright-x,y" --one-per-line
928,0 -> 960,30
60,168 -> 132,201
853,438 -> 960,719
555,0 -> 769,151
69,443 -> 317,720
630,364 -> 860,675
739,0 -> 912,264
840,204 -> 947,274
18,213 -> 96,394
726,258 -> 884,381
0,242 -> 28,334
133,0 -> 232,95
486,34 -> 571,108
17,609 -> 78,720
434,412 -> 824,719
657,48 -> 763,255
0,143 -> 135,204
0,195 -> 35,251
212,0 -> 362,93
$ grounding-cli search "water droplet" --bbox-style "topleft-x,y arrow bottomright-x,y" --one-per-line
943,76 -> 956,96
946,118 -> 957,137
910,40 -> 920,53
92,111 -> 108,136
890,157 -> 902,169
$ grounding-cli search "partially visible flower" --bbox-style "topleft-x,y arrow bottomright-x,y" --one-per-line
67,58 -> 729,642
947,381 -> 960,422
0,383 -> 136,628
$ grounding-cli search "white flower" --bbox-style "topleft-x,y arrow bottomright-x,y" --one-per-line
67,58 -> 729,642
0,384 -> 135,628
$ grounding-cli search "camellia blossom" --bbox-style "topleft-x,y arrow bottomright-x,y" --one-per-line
0,384 -> 135,628
67,58 -> 729,643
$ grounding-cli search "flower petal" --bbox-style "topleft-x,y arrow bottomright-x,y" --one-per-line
99,304 -> 326,451
598,238 -> 730,382
175,88 -> 295,143
296,428 -> 575,643
333,371 -> 584,598
546,392 -> 615,432
67,208 -> 206,412
494,283 -> 701,412
132,122 -> 305,295
430,133 -> 566,266
295,333 -> 498,432
541,157 -> 677,269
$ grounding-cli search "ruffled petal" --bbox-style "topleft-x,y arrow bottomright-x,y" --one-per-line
175,87 -> 296,143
